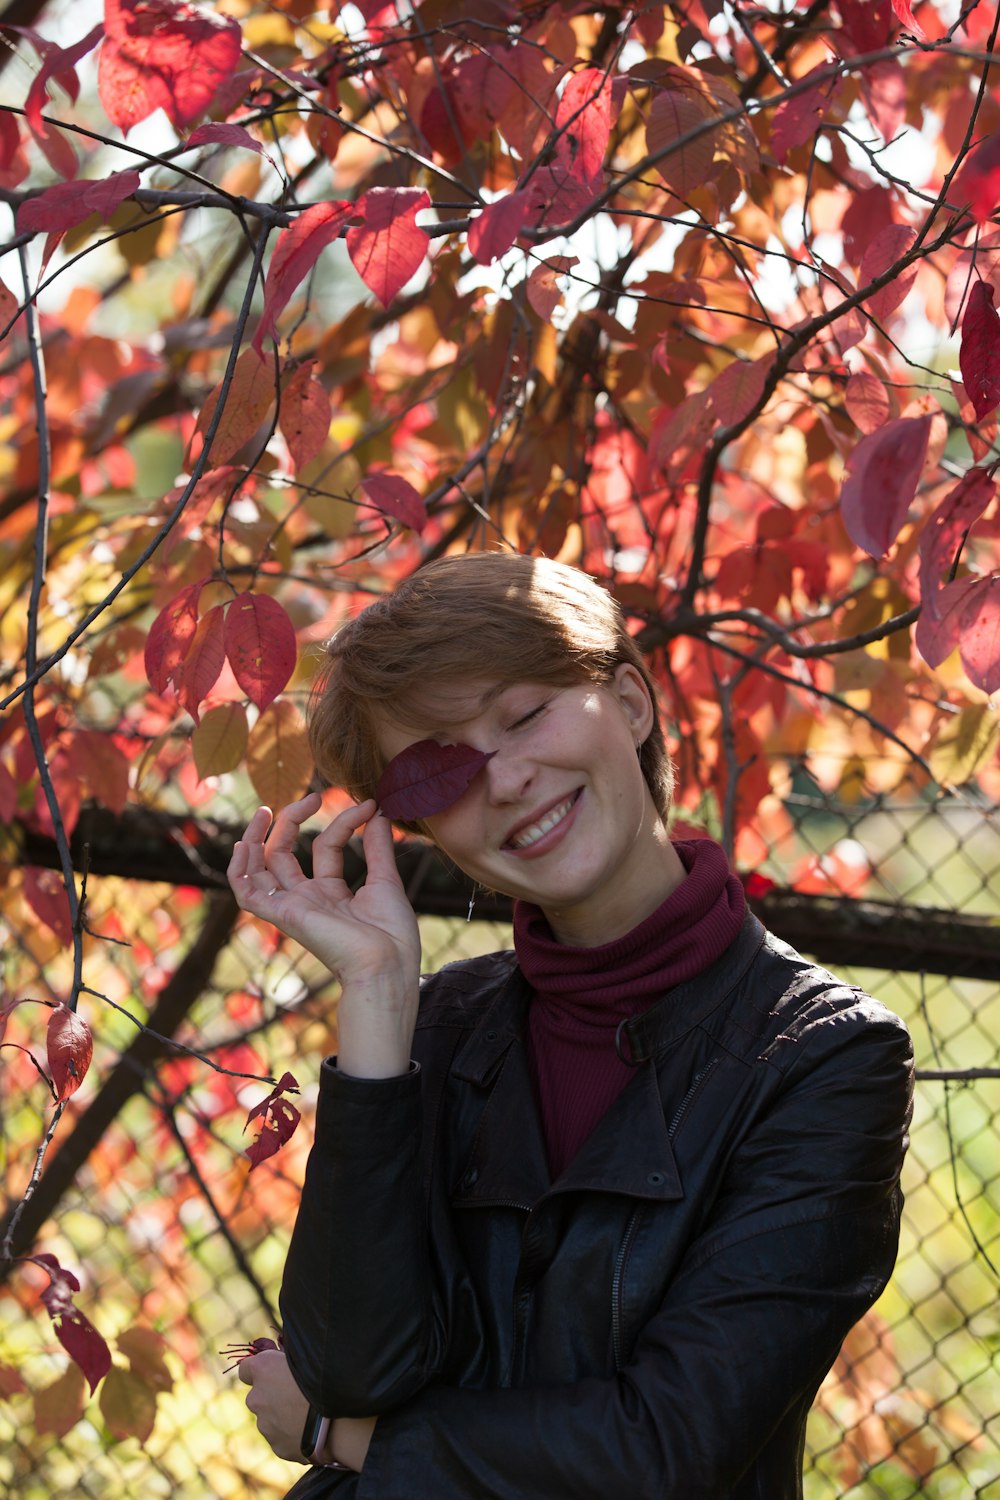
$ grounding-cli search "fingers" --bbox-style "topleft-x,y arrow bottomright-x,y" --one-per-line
264,792 -> 323,885
236,1356 -> 256,1386
360,804 -> 405,886
228,796 -> 320,907
311,798 -> 377,881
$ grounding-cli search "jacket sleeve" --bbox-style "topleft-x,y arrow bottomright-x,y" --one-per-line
354,1010 -> 913,1500
279,1059 -> 445,1415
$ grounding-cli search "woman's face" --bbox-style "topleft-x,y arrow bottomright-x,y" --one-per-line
375,665 -> 682,946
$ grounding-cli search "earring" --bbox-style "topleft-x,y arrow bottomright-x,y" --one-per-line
467,886 -> 476,922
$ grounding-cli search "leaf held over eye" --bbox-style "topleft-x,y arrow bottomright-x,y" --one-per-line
376,740 -> 495,821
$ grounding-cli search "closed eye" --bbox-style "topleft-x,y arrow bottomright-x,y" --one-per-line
510,702 -> 548,730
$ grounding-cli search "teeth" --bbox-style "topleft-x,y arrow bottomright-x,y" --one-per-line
510,796 -> 574,849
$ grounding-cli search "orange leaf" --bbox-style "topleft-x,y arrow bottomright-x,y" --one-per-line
194,348 -> 276,466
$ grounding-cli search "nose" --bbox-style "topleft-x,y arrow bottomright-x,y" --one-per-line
483,743 -> 534,805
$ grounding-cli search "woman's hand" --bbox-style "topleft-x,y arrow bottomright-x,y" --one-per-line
237,1351 -> 376,1473
238,1349 -> 310,1464
228,794 -> 421,1075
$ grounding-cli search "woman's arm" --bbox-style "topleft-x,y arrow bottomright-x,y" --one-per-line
228,795 -> 443,1413
278,1058 -> 442,1413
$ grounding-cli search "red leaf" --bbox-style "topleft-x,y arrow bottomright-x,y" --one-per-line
23,867 -> 74,946
742,871 -> 776,900
177,604 -> 226,720
144,580 -> 205,694
555,66 -> 614,185
244,1072 -> 301,1170
359,471 -> 426,532
959,577 -> 1000,693
771,67 -> 835,163
709,354 -> 771,426
32,1255 -> 111,1394
915,576 -> 975,669
839,415 -> 932,558
98,0 -> 243,134
17,170 -> 141,235
254,200 -> 352,352
33,1362 -> 87,1438
960,279 -> 1000,421
860,224 -> 917,323
347,187 -> 430,307
954,129 -> 1000,226
526,256 -> 578,321
0,111 -> 28,186
889,0 -> 926,36
279,363 -> 331,470
845,370 -> 890,433
918,467 -> 996,599
944,230 -> 1000,329
646,89 -> 718,198
0,279 -> 16,331
23,25 -> 103,139
245,1070 -> 299,1125
861,58 -> 905,144
47,1004 -> 93,1103
187,122 -> 264,154
224,594 -> 297,711
0,1362 -> 27,1397
468,191 -> 532,266
70,729 -> 130,814
376,740 -> 495,822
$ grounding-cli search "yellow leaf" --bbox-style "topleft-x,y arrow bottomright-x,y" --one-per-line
99,1366 -> 158,1444
246,700 -> 313,808
193,703 -> 249,780
928,705 -> 1000,787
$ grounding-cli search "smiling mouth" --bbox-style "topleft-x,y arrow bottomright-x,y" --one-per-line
506,792 -> 579,851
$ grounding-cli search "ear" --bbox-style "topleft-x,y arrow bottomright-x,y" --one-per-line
611,663 -> 656,745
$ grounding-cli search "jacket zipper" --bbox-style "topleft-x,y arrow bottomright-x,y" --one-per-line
668,1056 -> 719,1139
611,1057 -> 720,1370
611,1205 -> 642,1371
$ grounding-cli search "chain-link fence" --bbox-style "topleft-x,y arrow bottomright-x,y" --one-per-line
1,760 -> 998,1498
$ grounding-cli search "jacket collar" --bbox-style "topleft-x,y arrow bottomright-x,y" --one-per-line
450,967 -> 684,1206
618,910 -> 766,1062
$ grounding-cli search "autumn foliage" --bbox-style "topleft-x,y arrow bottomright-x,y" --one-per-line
1,0 -> 1000,1459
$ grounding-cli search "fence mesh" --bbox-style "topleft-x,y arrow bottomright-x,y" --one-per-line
1,759 -> 998,1498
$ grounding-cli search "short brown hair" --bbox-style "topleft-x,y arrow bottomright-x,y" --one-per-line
309,552 -> 673,828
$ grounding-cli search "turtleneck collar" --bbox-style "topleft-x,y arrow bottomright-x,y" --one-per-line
513,838 -> 746,1020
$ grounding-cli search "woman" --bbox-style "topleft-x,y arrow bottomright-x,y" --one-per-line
229,552 -> 913,1499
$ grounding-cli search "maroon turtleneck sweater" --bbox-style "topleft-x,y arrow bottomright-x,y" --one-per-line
513,838 -> 746,1179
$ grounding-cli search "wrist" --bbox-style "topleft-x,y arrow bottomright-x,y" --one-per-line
336,983 -> 418,1079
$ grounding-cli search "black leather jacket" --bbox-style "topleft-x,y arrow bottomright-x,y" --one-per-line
281,913 -> 913,1499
